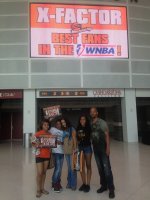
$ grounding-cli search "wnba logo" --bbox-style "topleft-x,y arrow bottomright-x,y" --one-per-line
76,44 -> 116,57
76,44 -> 85,56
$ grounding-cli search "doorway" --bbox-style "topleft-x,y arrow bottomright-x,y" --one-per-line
0,111 -> 23,141
137,97 -> 150,144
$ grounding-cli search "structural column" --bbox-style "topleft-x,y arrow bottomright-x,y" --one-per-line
121,89 -> 138,142
23,90 -> 36,147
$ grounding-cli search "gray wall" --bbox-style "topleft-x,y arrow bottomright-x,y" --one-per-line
0,0 -> 150,89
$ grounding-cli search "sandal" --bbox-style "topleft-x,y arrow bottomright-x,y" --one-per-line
41,189 -> 49,195
36,191 -> 42,198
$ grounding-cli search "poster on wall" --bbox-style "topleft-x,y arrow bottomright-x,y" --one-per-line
30,3 -> 128,58
43,105 -> 61,121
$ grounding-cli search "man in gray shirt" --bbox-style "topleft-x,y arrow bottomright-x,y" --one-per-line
90,107 -> 115,199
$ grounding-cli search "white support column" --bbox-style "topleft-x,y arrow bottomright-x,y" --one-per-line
121,89 -> 138,142
23,90 -> 36,147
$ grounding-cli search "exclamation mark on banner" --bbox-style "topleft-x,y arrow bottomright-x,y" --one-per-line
117,45 -> 121,56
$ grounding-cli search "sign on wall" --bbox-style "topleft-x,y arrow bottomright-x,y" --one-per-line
30,4 -> 128,58
37,89 -> 124,98
0,90 -> 23,99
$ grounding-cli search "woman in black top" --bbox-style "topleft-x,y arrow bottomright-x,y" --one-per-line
76,115 -> 93,193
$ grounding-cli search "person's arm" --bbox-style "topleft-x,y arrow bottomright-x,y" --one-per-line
72,129 -> 77,150
105,128 -> 110,156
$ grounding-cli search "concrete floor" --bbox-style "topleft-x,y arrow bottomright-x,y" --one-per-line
0,140 -> 150,200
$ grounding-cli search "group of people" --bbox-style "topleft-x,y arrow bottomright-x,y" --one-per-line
32,107 -> 115,199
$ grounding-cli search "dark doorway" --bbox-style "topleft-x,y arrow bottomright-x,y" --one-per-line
0,112 -> 11,140
0,111 -> 23,141
12,112 -> 23,139
137,98 -> 150,144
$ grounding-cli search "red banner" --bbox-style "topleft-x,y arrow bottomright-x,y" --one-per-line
30,3 -> 128,58
0,90 -> 23,99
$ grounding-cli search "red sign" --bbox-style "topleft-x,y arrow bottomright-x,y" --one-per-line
0,90 -> 23,99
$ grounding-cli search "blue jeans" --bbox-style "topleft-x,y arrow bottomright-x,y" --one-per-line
94,150 -> 115,191
65,154 -> 77,189
52,153 -> 64,184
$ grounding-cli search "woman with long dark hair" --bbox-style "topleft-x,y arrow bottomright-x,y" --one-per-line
76,115 -> 92,192
60,117 -> 77,190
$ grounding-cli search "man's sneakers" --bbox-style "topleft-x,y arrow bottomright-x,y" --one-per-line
109,190 -> 115,199
97,186 -> 107,193
97,186 -> 115,199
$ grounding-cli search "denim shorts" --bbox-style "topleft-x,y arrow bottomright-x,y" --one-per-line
79,145 -> 93,154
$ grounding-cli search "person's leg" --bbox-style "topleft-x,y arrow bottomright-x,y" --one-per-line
65,154 -> 77,189
41,160 -> 49,194
36,161 -> 44,197
52,153 -> 62,192
80,153 -> 86,184
85,152 -> 92,186
101,154 -> 115,191
81,146 -> 92,192
94,150 -> 107,191
65,154 -> 72,188
57,154 -> 64,189
79,153 -> 86,191
101,153 -> 115,198
52,154 -> 60,184
70,154 -> 77,190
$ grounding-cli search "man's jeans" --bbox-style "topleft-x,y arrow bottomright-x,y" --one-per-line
52,153 -> 64,184
93,149 -> 115,191
65,154 -> 77,189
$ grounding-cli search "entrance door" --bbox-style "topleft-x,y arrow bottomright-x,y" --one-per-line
12,112 -> 23,139
0,112 -> 11,140
0,111 -> 23,140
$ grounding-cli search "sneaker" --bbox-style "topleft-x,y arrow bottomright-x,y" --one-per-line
79,184 -> 86,191
84,185 -> 90,193
97,186 -> 107,193
54,183 -> 60,193
58,182 -> 63,191
109,190 -> 115,199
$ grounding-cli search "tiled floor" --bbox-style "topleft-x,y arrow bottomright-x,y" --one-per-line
0,140 -> 150,200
